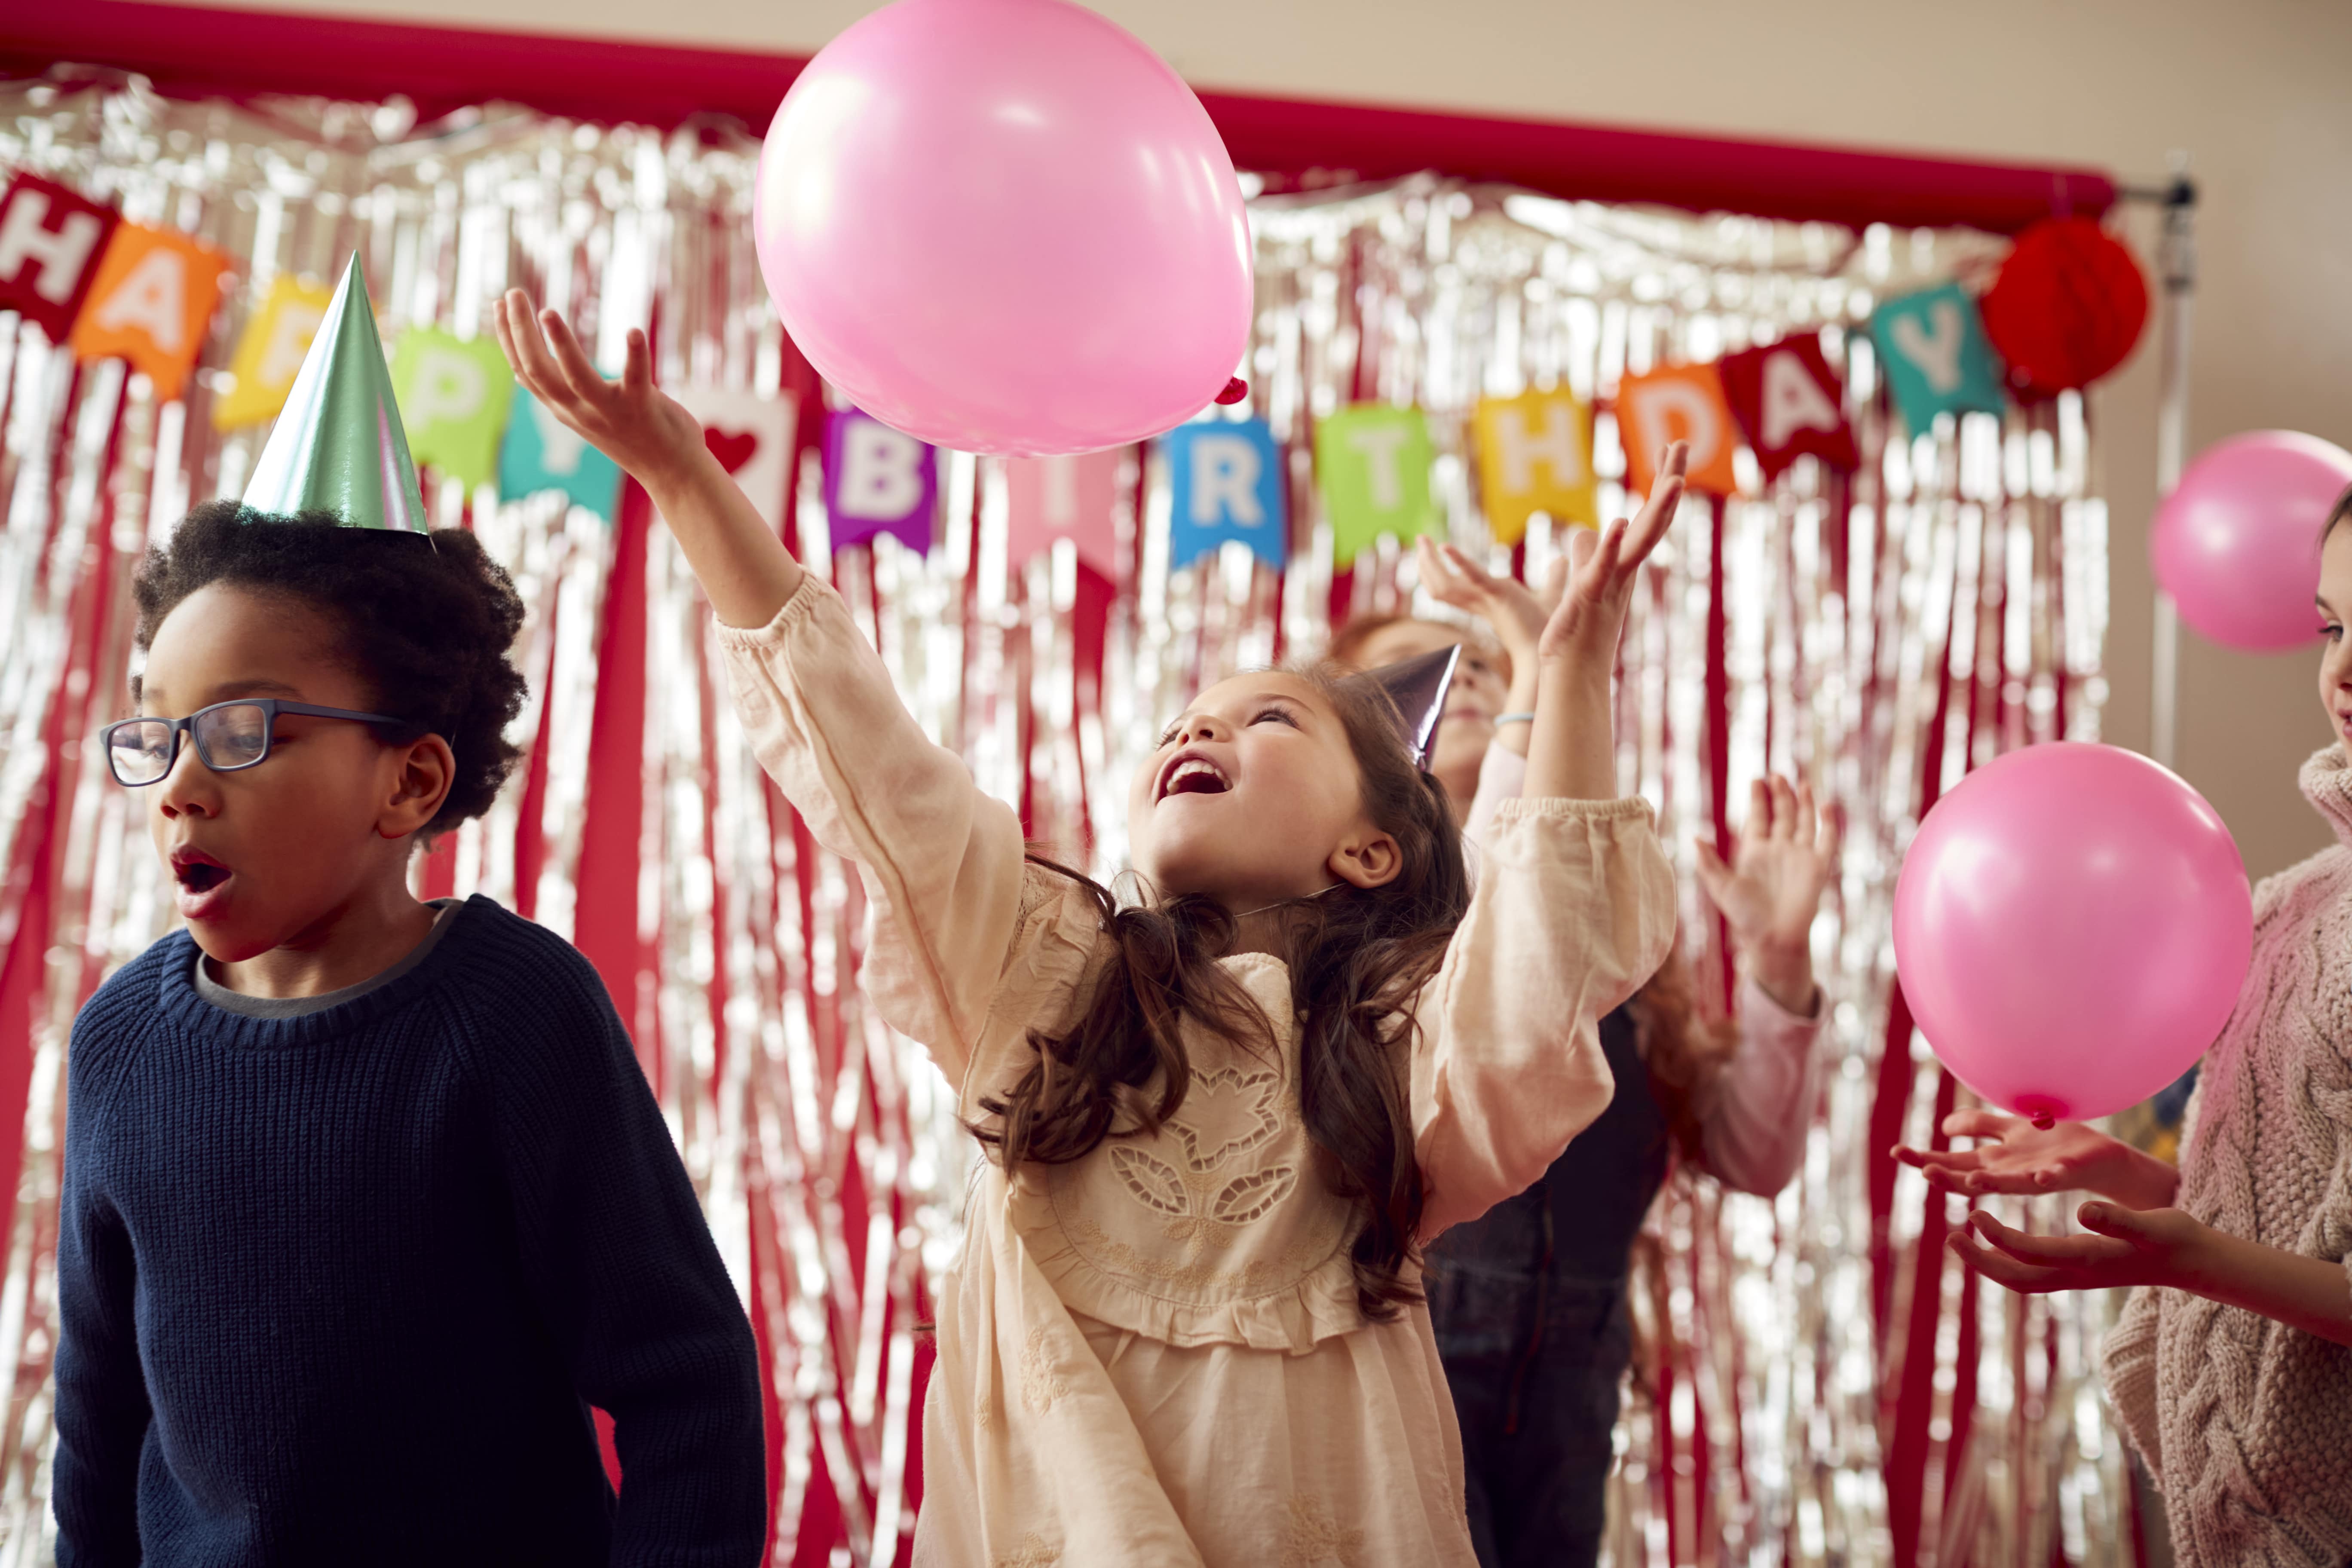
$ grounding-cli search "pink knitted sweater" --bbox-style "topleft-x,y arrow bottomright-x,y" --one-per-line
2101,745 -> 2352,1568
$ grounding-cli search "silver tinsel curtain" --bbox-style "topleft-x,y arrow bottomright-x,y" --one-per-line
0,74 -> 2125,1568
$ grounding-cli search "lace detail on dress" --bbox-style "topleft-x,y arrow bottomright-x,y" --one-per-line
1279,1494 -> 1367,1567
1066,1216 -> 1321,1293
1012,954 -> 1365,1349
1111,1144 -> 1302,1254
1017,1326 -> 1068,1416
1167,1065 -> 1285,1169
992,1531 -> 1062,1568
1109,1063 -> 1303,1253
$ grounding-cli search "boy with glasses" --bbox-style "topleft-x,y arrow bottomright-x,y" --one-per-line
51,259 -> 764,1566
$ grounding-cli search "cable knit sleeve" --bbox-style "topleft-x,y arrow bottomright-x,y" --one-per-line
2101,1283 -> 2165,1479
2318,983 -> 2352,1314
2102,1062 -> 2212,1486
1412,795 -> 1677,1237
715,575 -> 1064,1089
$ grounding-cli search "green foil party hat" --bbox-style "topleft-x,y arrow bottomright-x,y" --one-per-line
241,254 -> 429,531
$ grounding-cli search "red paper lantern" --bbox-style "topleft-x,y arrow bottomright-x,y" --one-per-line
1978,216 -> 2150,401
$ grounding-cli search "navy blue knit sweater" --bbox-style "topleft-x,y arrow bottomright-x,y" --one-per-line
52,895 -> 766,1566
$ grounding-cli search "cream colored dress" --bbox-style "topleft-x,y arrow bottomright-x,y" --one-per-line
717,578 -> 1677,1568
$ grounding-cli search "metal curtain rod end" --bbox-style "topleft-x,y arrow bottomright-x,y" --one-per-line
2114,175 -> 2199,209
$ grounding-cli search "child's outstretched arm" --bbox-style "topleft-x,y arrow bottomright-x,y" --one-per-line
1423,530 -> 1832,1197
496,295 -> 1038,1084
1894,1109 -> 2184,1210
1413,534 -> 1557,763
1904,1106 -> 2351,1346
1527,440 -> 1686,800
495,294 -> 801,630
1952,1204 -> 2352,1348
1411,450 -> 1687,1235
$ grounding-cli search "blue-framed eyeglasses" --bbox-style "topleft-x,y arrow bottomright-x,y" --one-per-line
100,700 -> 408,787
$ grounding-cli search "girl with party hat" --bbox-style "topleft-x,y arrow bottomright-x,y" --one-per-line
496,291 -> 1678,1568
1326,543 -> 1836,1568
52,257 -> 766,1567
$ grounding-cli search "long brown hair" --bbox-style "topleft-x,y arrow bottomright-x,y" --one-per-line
1626,947 -> 1738,1161
973,666 -> 1470,1319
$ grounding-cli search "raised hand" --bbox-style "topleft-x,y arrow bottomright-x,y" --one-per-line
493,291 -> 708,490
1894,1109 -> 2180,1210
1693,774 -> 1836,1014
1520,443 -> 1684,802
1415,537 -> 1550,666
1957,1200 -> 2352,1345
1538,441 -> 1686,667
494,289 -> 802,628
1951,1204 -> 2209,1295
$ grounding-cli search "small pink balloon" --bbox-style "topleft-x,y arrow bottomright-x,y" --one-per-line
2150,430 -> 2352,652
1892,744 -> 2251,1124
755,0 -> 1253,457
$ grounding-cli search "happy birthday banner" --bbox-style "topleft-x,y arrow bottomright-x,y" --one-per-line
1143,276 -> 2052,574
0,173 -> 228,403
2,165 -> 2134,570
1006,447 -> 1127,579
1139,248 -> 2128,571
1163,417 -> 1286,570
823,407 -> 936,553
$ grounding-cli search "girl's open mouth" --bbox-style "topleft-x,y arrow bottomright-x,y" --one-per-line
1156,752 -> 1233,800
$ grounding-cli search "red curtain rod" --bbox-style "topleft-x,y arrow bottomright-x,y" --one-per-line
3,0 -> 2114,234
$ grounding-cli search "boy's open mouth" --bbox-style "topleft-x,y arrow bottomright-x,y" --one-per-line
170,847 -> 233,902
1156,750 -> 1232,801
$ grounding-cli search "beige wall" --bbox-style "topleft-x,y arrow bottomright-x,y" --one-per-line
164,0 -> 2352,877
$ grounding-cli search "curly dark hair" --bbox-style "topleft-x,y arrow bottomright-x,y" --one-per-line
131,501 -> 529,836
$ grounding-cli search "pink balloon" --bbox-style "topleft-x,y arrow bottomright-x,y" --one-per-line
754,0 -> 1253,457
1892,744 -> 2251,1124
2150,430 -> 2352,651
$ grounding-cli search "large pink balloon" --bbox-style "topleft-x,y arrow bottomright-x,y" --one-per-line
2150,430 -> 2352,651
754,0 -> 1253,457
1892,744 -> 2251,1123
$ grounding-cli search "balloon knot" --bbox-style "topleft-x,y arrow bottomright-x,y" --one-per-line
2030,1113 -> 2056,1131
1215,377 -> 1248,405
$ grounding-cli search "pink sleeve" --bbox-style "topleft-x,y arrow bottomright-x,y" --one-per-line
1694,976 -> 1825,1195
1463,741 -> 1529,849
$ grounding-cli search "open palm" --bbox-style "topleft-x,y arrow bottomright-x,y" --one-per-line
493,290 -> 707,485
1415,537 -> 1553,662
1892,1107 -> 2181,1209
1693,775 -> 1837,954
1537,442 -> 1687,665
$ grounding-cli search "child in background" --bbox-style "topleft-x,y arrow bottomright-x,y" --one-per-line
1330,539 -> 1834,1568
496,289 -> 1679,1568
52,266 -> 765,1567
1897,488 -> 2352,1566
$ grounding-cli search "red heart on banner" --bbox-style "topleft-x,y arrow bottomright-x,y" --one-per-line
703,427 -> 758,474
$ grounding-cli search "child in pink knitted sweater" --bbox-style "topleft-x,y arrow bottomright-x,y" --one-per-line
1896,490 -> 2352,1567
